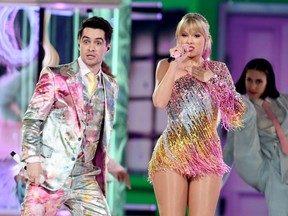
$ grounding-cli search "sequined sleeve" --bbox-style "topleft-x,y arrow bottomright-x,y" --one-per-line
207,62 -> 245,130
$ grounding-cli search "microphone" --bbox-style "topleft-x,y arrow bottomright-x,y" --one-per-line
10,151 -> 45,184
168,44 -> 193,63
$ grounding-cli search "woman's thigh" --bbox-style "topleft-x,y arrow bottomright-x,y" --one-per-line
188,174 -> 222,216
152,171 -> 188,216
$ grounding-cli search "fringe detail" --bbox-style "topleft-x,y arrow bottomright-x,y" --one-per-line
207,79 -> 245,131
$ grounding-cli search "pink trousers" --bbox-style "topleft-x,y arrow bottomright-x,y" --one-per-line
21,173 -> 110,216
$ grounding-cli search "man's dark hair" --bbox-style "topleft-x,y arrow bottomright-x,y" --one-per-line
236,58 -> 280,99
78,16 -> 113,44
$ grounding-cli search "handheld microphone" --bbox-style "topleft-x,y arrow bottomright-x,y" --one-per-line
10,151 -> 45,184
168,44 -> 193,63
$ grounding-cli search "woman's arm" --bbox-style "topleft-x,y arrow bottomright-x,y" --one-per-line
152,59 -> 179,108
208,62 -> 246,130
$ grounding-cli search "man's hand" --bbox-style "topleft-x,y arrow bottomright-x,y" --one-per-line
114,169 -> 131,190
108,159 -> 132,190
26,162 -> 43,186
15,174 -> 27,185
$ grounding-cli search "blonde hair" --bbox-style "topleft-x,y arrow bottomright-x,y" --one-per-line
175,13 -> 212,60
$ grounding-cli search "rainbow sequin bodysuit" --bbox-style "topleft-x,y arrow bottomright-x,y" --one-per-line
148,60 -> 245,181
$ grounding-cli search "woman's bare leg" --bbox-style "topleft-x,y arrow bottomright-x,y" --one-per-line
152,171 -> 188,216
187,174 -> 222,216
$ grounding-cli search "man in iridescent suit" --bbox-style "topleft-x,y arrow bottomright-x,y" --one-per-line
20,16 -> 124,215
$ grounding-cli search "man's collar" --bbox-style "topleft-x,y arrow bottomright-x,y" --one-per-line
78,57 -> 102,77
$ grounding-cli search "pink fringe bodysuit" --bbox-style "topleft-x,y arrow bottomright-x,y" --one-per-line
148,60 -> 245,181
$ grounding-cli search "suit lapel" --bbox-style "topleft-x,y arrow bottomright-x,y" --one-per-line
65,60 -> 85,126
101,73 -> 117,147
278,96 -> 288,130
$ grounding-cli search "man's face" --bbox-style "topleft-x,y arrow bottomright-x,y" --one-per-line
78,27 -> 110,71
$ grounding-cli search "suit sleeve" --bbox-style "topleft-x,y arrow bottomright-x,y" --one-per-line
226,96 -> 266,192
22,67 -> 55,161
107,158 -> 125,177
223,131 -> 235,167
